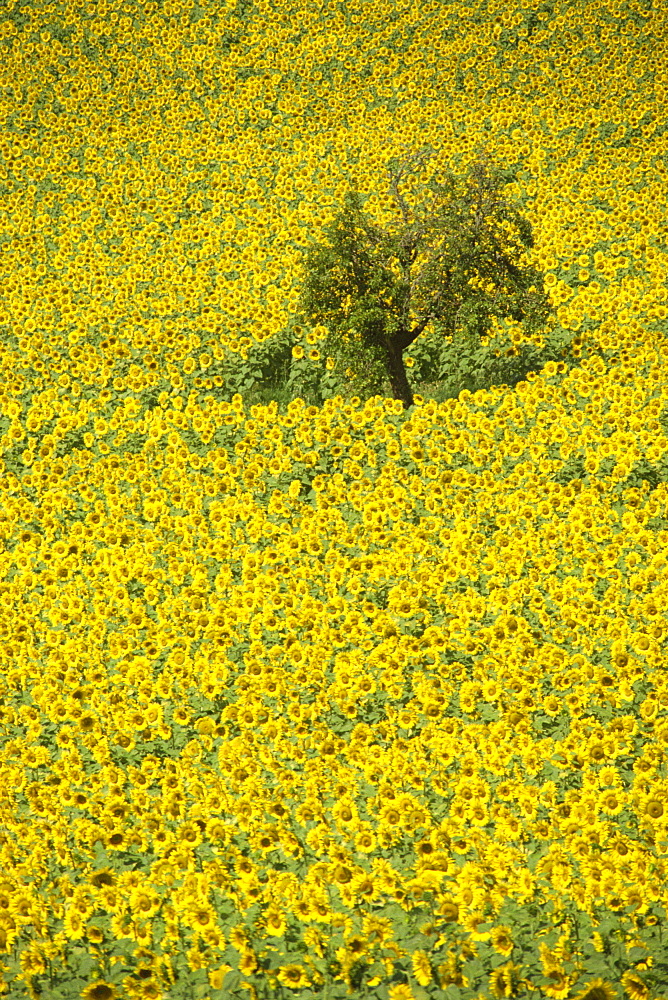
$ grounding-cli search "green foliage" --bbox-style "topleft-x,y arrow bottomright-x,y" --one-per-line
400,313 -> 591,402
288,144 -> 564,409
295,186 -> 404,400
232,316 -> 593,418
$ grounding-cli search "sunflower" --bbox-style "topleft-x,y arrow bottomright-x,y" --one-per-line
262,906 -> 287,937
462,910 -> 491,941
332,797 -> 359,828
540,968 -> 573,1000
98,887 -> 123,914
388,987 -> 418,1000
491,924 -> 514,957
573,979 -> 618,1000
428,899 -> 454,934
177,821 -> 203,847
290,897 -> 313,921
63,908 -> 86,941
489,962 -> 527,999
90,870 -> 115,890
106,829 -> 127,851
379,805 -> 402,828
276,964 -> 311,989
354,827 -> 377,854
131,920 -> 153,948
239,950 -> 257,975
208,966 -> 233,991
411,949 -> 433,986
81,984 -> 117,1000
128,888 -> 162,920
127,709 -> 148,731
599,791 -> 625,816
188,906 -> 216,934
86,925 -> 105,944
620,970 -> 650,1000
437,954 -> 466,988
645,798 -> 664,819
19,948 -> 47,976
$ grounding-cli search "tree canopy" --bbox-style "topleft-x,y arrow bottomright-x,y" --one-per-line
294,145 -> 554,409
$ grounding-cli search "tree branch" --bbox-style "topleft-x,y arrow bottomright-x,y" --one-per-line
397,278 -> 453,351
387,146 -> 435,227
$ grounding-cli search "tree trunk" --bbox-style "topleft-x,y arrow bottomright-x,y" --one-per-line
384,333 -> 414,410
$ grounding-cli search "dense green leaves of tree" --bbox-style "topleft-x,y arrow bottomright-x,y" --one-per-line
294,145 -> 554,409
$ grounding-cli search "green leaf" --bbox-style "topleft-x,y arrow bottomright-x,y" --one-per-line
582,954 -> 618,975
462,956 -> 487,977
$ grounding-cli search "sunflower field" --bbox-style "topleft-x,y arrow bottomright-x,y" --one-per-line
1,1 -> 668,999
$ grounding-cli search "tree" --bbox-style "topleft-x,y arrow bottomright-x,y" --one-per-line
293,145 -> 554,410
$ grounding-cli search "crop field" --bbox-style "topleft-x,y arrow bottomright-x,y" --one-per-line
1,1 -> 668,998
